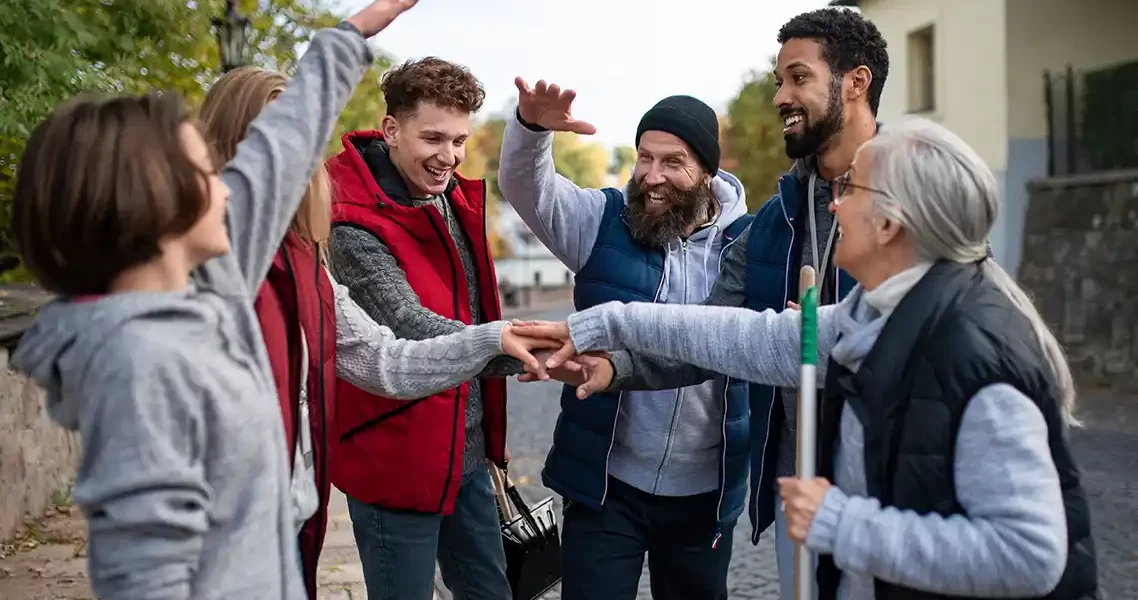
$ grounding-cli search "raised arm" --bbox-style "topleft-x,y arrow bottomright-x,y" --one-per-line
329,226 -> 523,376
218,1 -> 415,292
498,78 -> 607,272
566,300 -> 840,388
77,350 -> 210,600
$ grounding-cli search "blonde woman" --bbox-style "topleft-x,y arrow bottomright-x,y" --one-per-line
199,67 -> 554,598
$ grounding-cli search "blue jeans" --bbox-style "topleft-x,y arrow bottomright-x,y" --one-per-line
560,477 -> 734,600
347,464 -> 511,600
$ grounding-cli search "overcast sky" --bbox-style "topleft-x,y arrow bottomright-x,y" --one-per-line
337,0 -> 832,149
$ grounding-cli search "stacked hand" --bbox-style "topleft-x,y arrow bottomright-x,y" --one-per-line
505,320 -> 614,398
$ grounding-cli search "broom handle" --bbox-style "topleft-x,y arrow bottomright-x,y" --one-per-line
795,265 -> 819,600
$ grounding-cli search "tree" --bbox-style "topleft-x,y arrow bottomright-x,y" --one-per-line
722,58 -> 790,212
459,117 -> 509,257
0,0 -> 389,279
609,146 -> 636,184
552,132 -> 608,190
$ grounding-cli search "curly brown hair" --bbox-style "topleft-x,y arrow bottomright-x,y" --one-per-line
381,57 -> 485,119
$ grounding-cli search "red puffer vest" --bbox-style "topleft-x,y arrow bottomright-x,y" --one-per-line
254,231 -> 336,600
325,130 -> 507,515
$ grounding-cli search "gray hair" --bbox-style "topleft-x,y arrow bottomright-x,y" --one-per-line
857,116 -> 1078,425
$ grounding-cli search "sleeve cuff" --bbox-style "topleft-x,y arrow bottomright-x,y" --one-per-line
515,107 -> 549,133
606,351 -> 634,391
481,321 -> 508,355
806,486 -> 847,555
566,303 -> 620,355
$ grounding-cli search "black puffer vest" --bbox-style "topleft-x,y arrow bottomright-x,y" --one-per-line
816,261 -> 1098,600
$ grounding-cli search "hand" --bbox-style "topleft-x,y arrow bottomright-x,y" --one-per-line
787,301 -> 800,310
777,477 -> 832,544
514,78 -> 597,135
501,323 -> 563,379
509,320 -> 578,368
346,0 -> 418,38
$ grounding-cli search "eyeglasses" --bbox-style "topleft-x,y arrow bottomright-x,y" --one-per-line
832,171 -> 891,206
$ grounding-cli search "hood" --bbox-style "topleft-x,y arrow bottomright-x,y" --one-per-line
620,169 -> 750,243
10,291 -> 200,430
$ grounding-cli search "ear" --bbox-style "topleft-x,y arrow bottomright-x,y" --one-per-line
847,65 -> 873,104
876,215 -> 905,246
381,114 -> 400,145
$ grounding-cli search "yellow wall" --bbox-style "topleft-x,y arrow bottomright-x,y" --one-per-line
1005,0 -> 1138,140
857,0 -> 1009,170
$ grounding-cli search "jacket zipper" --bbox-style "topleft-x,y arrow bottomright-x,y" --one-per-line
280,248 -> 303,474
425,208 -> 464,514
752,185 -> 795,544
600,259 -> 667,505
313,250 -> 328,576
653,240 -> 688,491
478,180 -> 508,470
712,230 -> 745,548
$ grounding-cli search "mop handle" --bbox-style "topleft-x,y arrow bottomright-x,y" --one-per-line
795,265 -> 819,600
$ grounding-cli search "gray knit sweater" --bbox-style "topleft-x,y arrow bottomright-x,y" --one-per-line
329,151 -> 521,475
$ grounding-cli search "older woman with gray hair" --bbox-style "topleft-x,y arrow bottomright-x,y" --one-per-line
514,117 -> 1099,599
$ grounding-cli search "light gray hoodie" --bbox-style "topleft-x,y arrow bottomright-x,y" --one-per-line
498,112 -> 750,496
11,27 -> 372,600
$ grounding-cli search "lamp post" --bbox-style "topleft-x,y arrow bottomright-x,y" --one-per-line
213,0 -> 250,73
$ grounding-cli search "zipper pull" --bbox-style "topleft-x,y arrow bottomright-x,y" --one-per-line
711,525 -> 723,549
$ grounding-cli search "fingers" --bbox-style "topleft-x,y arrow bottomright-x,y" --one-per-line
546,342 -> 578,369
511,323 -> 568,340
514,77 -> 530,95
534,79 -> 548,96
518,372 -> 539,383
568,119 -> 598,135
786,301 -> 800,310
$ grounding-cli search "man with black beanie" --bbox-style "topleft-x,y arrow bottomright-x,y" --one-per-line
498,78 -> 754,599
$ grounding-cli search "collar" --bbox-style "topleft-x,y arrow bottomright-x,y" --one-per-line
358,139 -> 457,207
862,260 -> 934,318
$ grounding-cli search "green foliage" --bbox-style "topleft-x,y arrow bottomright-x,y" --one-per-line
1080,59 -> 1138,172
722,58 -> 790,212
0,0 -> 390,279
552,132 -> 608,190
609,145 -> 636,179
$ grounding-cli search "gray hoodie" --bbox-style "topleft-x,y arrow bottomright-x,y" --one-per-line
11,27 -> 372,600
498,112 -> 750,496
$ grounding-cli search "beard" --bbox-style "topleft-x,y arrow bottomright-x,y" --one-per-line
623,178 -> 715,249
784,75 -> 845,159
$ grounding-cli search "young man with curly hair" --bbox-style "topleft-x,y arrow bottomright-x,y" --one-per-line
559,9 -> 891,599
325,57 -> 517,600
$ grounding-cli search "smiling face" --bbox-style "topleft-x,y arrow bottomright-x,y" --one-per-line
774,38 -> 845,159
623,130 -> 714,247
383,101 -> 471,198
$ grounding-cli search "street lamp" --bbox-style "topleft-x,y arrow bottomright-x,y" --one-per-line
213,0 -> 250,73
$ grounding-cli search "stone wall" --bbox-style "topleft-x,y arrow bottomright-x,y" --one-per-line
0,285 -> 75,542
1018,168 -> 1138,392
0,349 -> 79,541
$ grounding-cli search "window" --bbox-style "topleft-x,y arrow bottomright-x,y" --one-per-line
907,25 -> 936,113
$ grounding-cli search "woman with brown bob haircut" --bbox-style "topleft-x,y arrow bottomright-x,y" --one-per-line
6,2 -> 419,599
198,67 -> 556,598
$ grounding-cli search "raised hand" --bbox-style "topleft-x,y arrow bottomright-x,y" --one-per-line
501,323 -> 564,379
514,78 -> 598,135
346,0 -> 419,38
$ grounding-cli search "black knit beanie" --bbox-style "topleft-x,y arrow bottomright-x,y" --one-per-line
635,95 -> 720,175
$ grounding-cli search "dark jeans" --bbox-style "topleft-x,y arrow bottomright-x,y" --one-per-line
561,477 -> 735,600
347,464 -> 511,600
